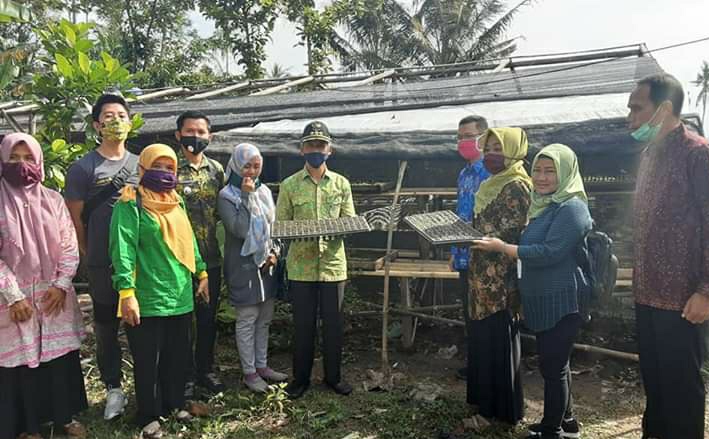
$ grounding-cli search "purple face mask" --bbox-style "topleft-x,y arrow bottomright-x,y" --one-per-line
2,161 -> 42,187
140,169 -> 177,192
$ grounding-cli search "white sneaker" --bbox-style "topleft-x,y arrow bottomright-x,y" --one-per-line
244,374 -> 269,393
104,387 -> 127,420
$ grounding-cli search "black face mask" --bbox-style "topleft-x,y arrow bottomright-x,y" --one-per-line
180,136 -> 210,154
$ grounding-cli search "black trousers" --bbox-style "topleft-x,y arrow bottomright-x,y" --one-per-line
290,281 -> 345,385
536,313 -> 582,437
459,269 -> 471,344
467,309 -> 524,424
126,313 -> 191,427
635,303 -> 706,439
187,267 -> 222,380
89,265 -> 124,390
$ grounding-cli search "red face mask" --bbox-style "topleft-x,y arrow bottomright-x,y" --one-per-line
2,161 -> 42,187
457,138 -> 482,162
483,153 -> 506,174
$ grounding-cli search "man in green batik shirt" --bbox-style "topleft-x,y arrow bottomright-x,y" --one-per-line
276,121 -> 355,399
174,111 -> 226,397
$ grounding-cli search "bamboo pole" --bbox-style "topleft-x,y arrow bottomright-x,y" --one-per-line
185,81 -> 250,100
381,161 -> 408,373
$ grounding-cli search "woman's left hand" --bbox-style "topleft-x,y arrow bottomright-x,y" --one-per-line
196,278 -> 210,304
472,237 -> 506,253
43,287 -> 66,316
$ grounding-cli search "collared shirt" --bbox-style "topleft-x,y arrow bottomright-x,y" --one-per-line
110,197 -> 206,317
176,153 -> 225,270
633,124 -> 709,310
451,161 -> 490,271
275,168 -> 356,282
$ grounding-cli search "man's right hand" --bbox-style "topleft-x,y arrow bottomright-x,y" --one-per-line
10,299 -> 33,322
121,296 -> 141,327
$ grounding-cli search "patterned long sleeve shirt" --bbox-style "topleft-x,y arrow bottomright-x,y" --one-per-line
633,124 -> 709,310
176,154 -> 225,270
0,191 -> 84,368
468,180 -> 531,320
451,161 -> 490,271
275,168 -> 355,282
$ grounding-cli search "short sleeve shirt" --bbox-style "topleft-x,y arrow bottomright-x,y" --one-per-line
64,150 -> 139,267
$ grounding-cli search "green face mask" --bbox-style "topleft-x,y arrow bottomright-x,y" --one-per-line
631,104 -> 667,143
101,119 -> 131,141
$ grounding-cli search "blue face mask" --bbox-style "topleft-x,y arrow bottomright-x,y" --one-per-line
304,152 -> 329,168
228,172 -> 261,189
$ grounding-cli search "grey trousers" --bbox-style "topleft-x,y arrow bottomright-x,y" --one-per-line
234,299 -> 275,375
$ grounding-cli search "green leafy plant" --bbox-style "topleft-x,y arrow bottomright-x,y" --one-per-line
31,19 -> 141,189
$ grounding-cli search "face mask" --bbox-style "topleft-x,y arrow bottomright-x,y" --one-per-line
2,161 -> 42,187
180,136 -> 210,154
457,138 -> 482,162
631,104 -> 667,143
140,169 -> 177,193
304,152 -> 329,168
483,153 -> 507,174
101,119 -> 131,141
228,172 -> 261,189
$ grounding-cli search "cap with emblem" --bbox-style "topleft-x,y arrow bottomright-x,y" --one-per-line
301,121 -> 332,144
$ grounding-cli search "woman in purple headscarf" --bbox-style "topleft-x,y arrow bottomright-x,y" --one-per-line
0,133 -> 87,439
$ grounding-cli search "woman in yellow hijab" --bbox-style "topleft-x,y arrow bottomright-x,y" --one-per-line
110,144 -> 209,438
465,127 -> 532,426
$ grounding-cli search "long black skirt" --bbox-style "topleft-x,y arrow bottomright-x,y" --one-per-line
466,309 -> 524,425
0,350 -> 88,439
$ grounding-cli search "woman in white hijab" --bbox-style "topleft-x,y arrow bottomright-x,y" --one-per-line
218,143 -> 288,393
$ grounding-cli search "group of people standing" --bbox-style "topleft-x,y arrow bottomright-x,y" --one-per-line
1,93 -> 353,439
451,73 -> 709,439
0,71 -> 707,439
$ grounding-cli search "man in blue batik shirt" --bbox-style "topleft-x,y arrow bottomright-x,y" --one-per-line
448,115 -> 490,380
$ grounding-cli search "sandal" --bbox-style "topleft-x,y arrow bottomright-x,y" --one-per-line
141,421 -> 163,439
64,421 -> 87,438
17,434 -> 43,439
186,400 -> 210,417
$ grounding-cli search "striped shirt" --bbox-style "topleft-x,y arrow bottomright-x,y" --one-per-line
517,197 -> 592,332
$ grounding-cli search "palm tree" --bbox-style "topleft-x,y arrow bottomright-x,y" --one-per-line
693,61 -> 709,125
269,62 -> 291,78
333,0 -> 532,71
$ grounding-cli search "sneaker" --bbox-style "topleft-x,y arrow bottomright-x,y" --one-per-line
257,367 -> 288,382
527,418 -> 580,439
244,373 -> 269,393
197,372 -> 227,394
103,388 -> 127,421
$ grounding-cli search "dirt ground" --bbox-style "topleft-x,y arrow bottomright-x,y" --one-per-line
65,296 -> 709,439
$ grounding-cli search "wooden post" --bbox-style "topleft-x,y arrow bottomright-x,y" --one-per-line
381,160 -> 408,372
399,277 -> 416,349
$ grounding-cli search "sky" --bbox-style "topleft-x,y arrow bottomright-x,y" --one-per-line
190,0 -> 709,113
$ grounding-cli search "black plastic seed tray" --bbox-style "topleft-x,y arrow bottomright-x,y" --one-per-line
272,216 -> 372,241
403,210 -> 484,245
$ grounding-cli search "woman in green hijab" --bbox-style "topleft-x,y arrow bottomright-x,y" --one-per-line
465,127 -> 532,426
473,144 -> 592,439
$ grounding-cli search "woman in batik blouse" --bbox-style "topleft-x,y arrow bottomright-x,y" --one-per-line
466,127 -> 532,426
